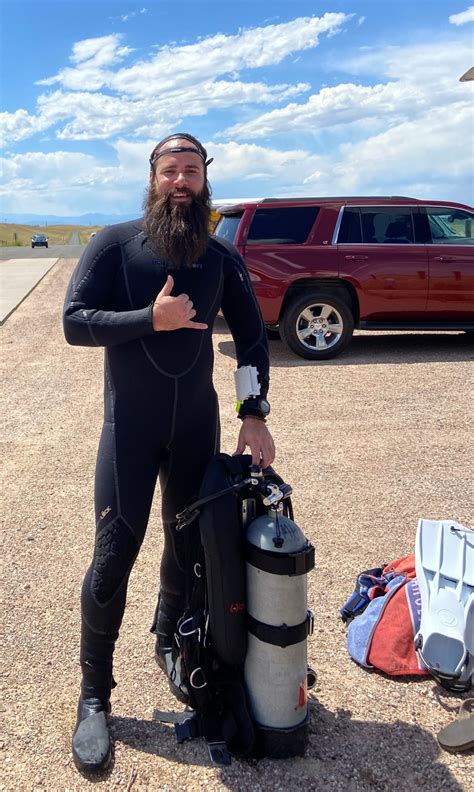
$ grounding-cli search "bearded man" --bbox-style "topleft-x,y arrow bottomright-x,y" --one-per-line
63,133 -> 275,772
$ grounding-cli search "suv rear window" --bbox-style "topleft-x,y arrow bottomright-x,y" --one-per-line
214,213 -> 242,243
247,206 -> 319,244
338,206 -> 415,244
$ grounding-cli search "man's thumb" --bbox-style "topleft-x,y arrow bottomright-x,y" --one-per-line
159,274 -> 174,296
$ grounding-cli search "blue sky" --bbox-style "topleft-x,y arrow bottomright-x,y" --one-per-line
1,0 -> 473,216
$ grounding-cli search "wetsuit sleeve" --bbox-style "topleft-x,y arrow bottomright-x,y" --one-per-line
220,250 -> 270,399
63,240 -> 154,347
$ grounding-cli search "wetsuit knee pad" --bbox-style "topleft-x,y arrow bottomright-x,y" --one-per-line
90,517 -> 140,606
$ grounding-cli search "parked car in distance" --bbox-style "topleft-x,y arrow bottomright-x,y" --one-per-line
31,233 -> 48,249
215,196 -> 474,359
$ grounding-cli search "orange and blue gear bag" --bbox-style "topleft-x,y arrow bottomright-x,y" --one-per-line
341,555 -> 429,677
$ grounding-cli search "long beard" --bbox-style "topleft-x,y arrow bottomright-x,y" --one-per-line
143,181 -> 211,268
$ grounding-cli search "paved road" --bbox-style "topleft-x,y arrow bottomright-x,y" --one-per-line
0,244 -> 85,260
0,258 -> 61,323
0,242 -> 85,322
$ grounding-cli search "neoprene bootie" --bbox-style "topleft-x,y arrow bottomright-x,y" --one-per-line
72,691 -> 111,772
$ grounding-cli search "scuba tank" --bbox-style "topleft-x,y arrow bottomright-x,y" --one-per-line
243,468 -> 315,757
157,455 -> 315,763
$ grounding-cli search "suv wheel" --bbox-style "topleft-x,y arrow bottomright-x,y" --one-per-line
280,290 -> 354,360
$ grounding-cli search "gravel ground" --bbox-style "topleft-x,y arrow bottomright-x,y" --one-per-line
1,258 -> 473,792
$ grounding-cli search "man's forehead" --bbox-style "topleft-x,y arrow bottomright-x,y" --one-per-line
150,134 -> 213,169
155,146 -> 204,171
160,138 -> 201,155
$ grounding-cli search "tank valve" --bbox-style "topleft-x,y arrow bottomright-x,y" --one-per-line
263,483 -> 287,506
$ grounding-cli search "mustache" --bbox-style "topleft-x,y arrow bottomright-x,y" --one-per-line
170,188 -> 193,196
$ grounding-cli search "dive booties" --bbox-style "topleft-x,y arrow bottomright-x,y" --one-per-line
71,693 -> 111,772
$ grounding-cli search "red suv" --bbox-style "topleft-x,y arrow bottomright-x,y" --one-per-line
215,197 -> 474,359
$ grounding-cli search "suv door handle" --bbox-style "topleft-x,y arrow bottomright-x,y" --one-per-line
344,255 -> 368,260
433,256 -> 456,262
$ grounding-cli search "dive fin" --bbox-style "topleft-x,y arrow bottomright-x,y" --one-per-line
415,519 -> 474,685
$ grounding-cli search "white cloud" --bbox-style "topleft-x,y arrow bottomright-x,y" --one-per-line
204,141 -> 312,184
449,6 -> 474,25
0,149 -> 146,214
299,103 -> 473,194
0,140 -> 320,214
37,34 -> 134,89
2,111 -> 473,216
0,15 -> 348,148
0,77 -> 311,147
2,16 -> 473,213
70,35 -> 133,65
36,14 -> 349,97
222,39 -> 473,139
209,105 -> 473,203
111,7 -> 148,22
0,109 -> 50,146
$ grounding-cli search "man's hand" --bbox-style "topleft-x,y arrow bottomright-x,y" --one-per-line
234,418 -> 276,469
152,275 -> 208,331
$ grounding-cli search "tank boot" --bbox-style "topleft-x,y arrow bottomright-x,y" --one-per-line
71,683 -> 112,772
152,598 -> 189,705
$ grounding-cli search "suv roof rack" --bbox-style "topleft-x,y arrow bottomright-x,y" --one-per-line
259,196 -> 416,203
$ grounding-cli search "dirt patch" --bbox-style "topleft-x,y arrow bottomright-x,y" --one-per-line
1,259 -> 473,790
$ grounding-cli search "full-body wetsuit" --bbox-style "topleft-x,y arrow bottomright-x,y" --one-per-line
63,219 -> 269,697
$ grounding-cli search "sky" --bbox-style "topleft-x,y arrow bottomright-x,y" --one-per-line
1,0 -> 473,217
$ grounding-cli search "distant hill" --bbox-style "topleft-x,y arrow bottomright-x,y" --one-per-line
1,212 -> 138,226
1,202 -> 246,227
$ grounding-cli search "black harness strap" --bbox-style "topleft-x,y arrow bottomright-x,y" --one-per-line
245,541 -> 315,576
247,611 -> 314,648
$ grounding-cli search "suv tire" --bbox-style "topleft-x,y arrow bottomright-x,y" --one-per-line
280,290 -> 355,360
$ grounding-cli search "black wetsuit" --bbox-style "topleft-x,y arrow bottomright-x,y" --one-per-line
63,219 -> 269,692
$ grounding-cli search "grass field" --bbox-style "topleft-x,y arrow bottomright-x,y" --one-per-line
0,215 -> 221,246
0,224 -> 104,247
77,227 -> 104,244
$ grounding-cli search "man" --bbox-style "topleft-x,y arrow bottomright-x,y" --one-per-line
63,133 -> 275,772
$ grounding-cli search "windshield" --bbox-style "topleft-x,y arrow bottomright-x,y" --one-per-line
214,214 -> 242,243
428,215 -> 458,239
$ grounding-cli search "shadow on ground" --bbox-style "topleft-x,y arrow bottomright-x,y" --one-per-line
215,325 -> 474,367
106,696 -> 464,791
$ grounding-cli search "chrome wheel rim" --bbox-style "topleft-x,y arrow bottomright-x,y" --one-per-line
295,302 -> 344,351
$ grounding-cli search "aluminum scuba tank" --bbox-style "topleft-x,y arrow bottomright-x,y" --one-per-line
244,475 -> 315,757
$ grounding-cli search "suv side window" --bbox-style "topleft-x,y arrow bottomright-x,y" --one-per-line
338,206 -> 416,244
247,206 -> 319,244
337,207 -> 362,243
424,207 -> 474,245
